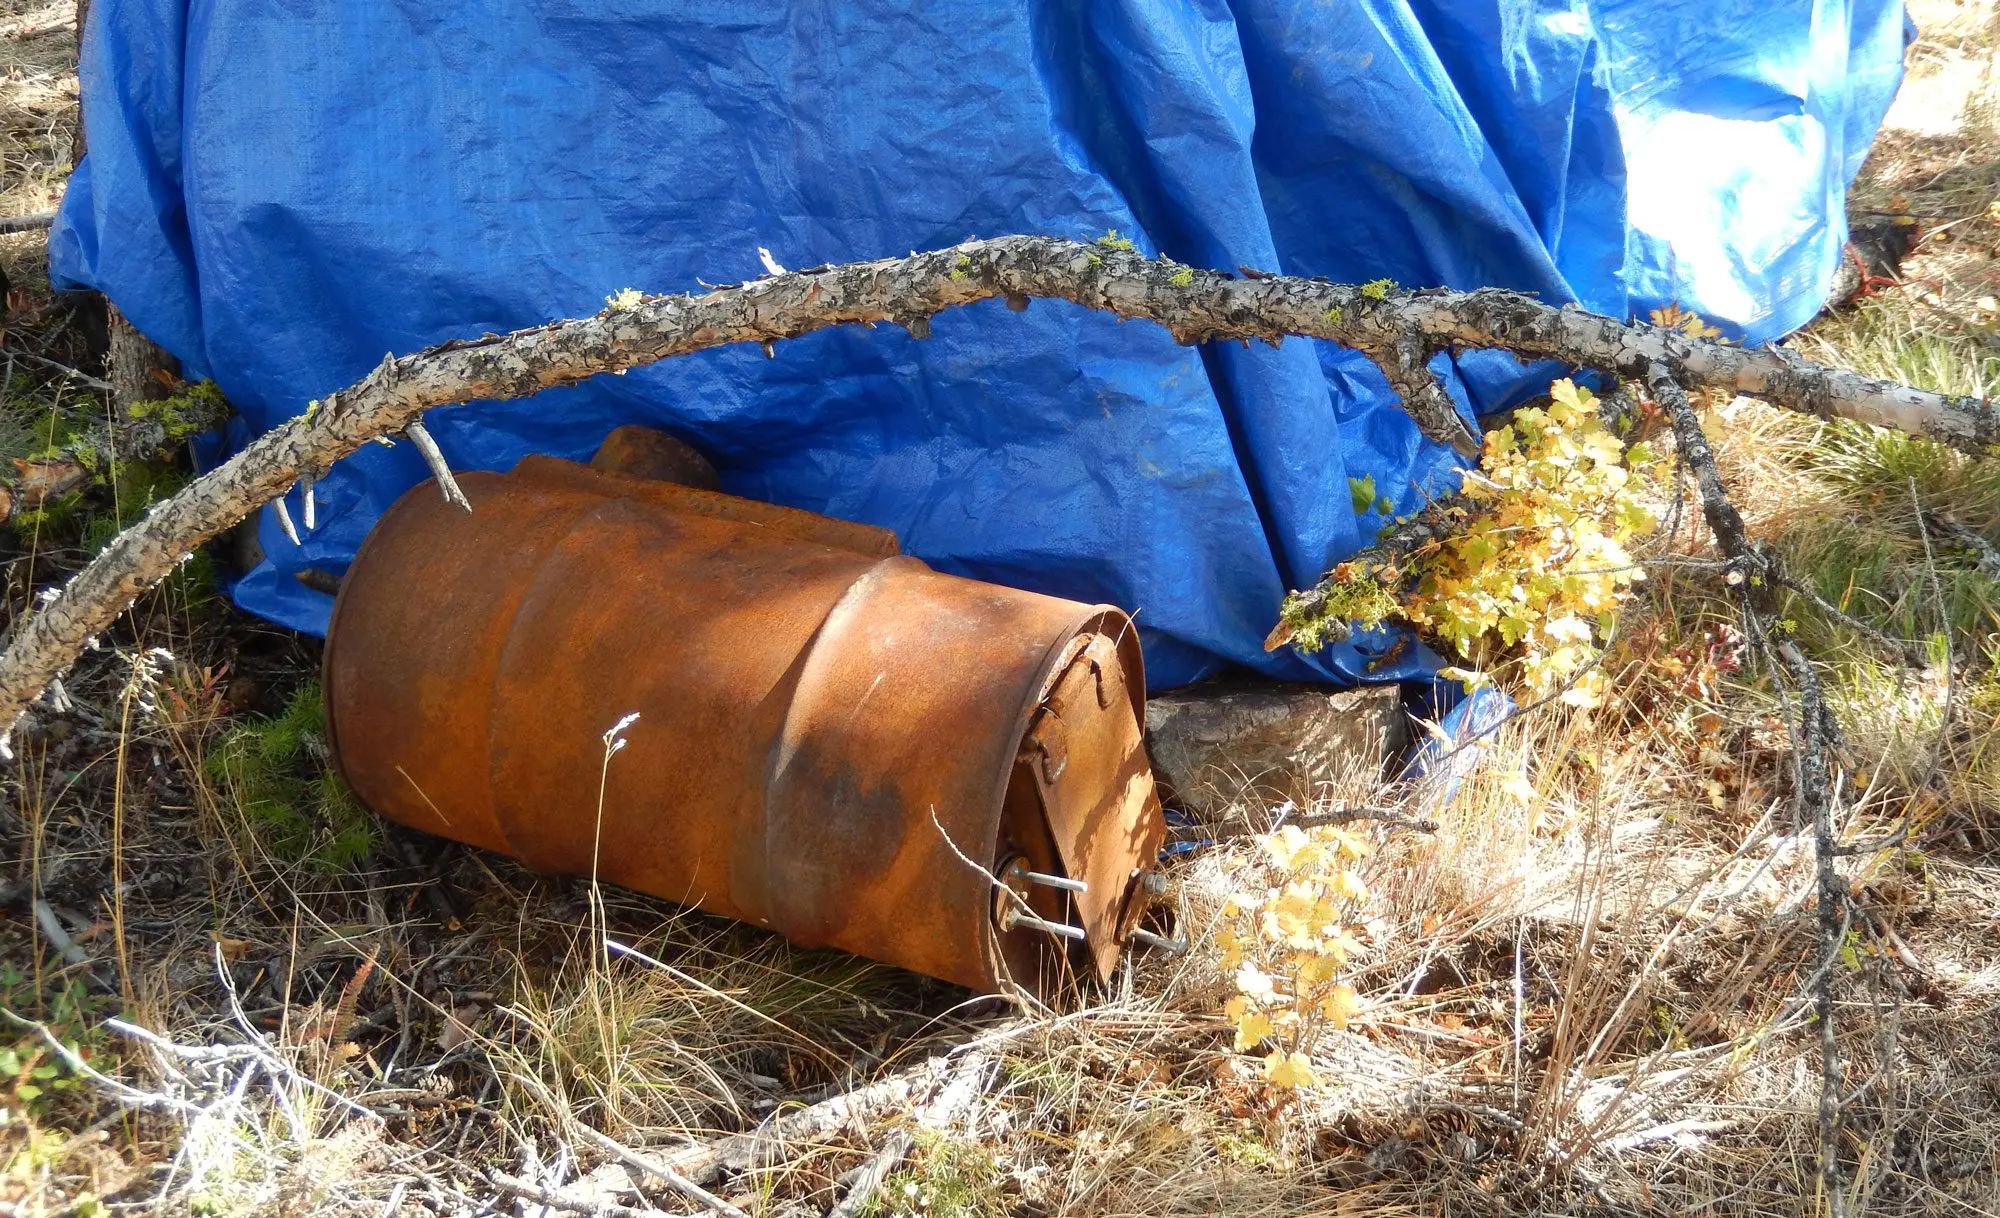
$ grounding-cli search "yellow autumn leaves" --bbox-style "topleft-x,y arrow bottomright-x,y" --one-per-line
1217,823 -> 1373,1091
1406,378 -> 1663,704
1648,303 -> 1724,343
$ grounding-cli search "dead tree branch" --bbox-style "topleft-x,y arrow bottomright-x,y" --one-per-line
0,210 -> 56,235
1648,365 -> 1850,1216
0,235 -> 1992,743
1264,489 -> 1474,651
485,1172 -> 680,1218
828,1132 -> 914,1218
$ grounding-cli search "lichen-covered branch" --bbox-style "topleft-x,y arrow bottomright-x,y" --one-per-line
0,382 -> 230,523
1264,490 -> 1476,652
0,235 -> 1990,742
1365,334 -> 1480,458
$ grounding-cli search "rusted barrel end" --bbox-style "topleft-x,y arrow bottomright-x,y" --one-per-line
325,449 -> 1166,998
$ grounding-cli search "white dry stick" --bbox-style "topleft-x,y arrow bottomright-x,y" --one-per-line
1601,1117 -> 1737,1154
403,418 -> 471,512
271,492 -> 301,546
917,1053 -> 991,1131
210,943 -> 387,1127
379,1180 -> 409,1218
828,1132 -> 914,1218
300,473 -> 317,532
518,1136 -> 546,1218
2,236 -> 1994,748
32,900 -> 88,967
651,1055 -> 961,1186
574,1127 -> 750,1218
0,1009 -> 201,1114
487,1172 -> 679,1218
825,1055 -> 990,1218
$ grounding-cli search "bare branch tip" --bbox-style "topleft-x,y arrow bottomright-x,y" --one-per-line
272,493 -> 302,546
404,419 -> 473,513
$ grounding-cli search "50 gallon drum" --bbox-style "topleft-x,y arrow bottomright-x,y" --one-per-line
324,453 -> 1167,998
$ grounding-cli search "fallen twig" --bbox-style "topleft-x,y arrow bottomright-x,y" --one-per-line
487,1172 -> 682,1218
105,1013 -> 386,1127
0,1009 -> 200,1115
1,236 -> 1992,745
1190,805 -> 1439,844
7,349 -> 114,393
1918,507 -> 2000,578
652,1054 -> 981,1187
828,1132 -> 913,1218
30,900 -> 87,967
1769,570 -> 1928,669
573,1126 -> 749,1218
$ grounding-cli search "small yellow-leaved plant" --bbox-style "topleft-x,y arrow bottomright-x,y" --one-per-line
1408,378 -> 1661,705
1217,823 -> 1373,1090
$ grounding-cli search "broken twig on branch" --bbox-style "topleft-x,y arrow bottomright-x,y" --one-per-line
0,235 -> 1992,744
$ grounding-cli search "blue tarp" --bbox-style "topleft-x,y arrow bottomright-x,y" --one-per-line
52,0 -> 1905,691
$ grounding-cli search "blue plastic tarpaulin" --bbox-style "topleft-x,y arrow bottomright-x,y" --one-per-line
52,0 -> 1905,691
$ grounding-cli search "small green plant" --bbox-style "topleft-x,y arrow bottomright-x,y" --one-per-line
0,965 -> 108,1121
1095,229 -> 1137,252
865,1134 -> 1012,1217
603,288 -> 644,312
1348,474 -> 1378,515
204,682 -> 377,873
1268,560 -> 1402,653
1359,278 -> 1394,300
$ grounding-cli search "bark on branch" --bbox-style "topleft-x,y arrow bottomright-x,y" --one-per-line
0,235 -> 1990,743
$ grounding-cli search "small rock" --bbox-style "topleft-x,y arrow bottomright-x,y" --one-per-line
1144,682 -> 1406,818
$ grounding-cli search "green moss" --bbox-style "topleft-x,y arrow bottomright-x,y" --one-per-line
949,252 -> 973,282
1360,277 -> 1395,301
1323,305 -> 1345,327
1095,229 -> 1137,252
1167,264 -> 1195,288
205,681 -> 377,873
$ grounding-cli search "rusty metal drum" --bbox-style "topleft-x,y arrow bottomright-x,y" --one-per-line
323,453 -> 1165,997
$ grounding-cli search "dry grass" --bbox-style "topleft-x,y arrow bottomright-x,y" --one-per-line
1,5 -> 1998,1218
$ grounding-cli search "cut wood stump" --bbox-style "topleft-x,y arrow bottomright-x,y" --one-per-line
1144,682 -> 1406,818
